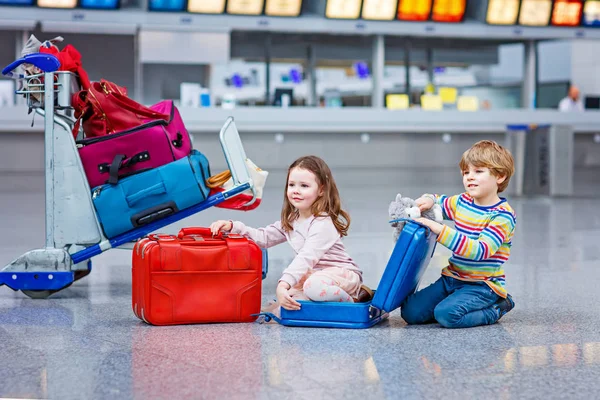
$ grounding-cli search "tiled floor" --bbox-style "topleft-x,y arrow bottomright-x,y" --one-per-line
1,173 -> 600,400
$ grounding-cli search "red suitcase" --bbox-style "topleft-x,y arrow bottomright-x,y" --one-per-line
132,227 -> 263,325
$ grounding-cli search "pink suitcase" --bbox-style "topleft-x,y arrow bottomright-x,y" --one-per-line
77,100 -> 192,188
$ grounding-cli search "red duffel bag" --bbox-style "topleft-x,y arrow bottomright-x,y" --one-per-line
72,79 -> 169,139
132,228 -> 264,326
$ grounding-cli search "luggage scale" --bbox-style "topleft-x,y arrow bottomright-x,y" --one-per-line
0,53 -> 258,299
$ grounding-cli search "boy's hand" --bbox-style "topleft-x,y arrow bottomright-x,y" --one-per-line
209,220 -> 233,236
414,217 -> 443,235
415,196 -> 435,212
276,282 -> 301,311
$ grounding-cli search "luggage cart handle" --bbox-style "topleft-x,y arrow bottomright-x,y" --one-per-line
2,53 -> 61,76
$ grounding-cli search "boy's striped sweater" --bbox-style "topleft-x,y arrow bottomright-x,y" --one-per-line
435,193 -> 516,298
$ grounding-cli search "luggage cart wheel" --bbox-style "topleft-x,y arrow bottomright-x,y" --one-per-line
22,289 -> 62,299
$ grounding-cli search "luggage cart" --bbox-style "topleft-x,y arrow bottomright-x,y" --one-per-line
0,53 -> 257,299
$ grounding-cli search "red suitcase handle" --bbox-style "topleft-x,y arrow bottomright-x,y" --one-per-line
178,227 -> 225,239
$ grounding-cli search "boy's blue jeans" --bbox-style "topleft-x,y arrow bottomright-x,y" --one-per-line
401,275 -> 501,329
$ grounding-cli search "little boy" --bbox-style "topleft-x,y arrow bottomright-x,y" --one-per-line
402,140 -> 516,329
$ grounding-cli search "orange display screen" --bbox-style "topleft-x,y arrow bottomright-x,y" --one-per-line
397,0 -> 432,21
431,0 -> 465,22
519,0 -> 552,26
486,0 -> 519,25
551,0 -> 583,26
226,0 -> 265,15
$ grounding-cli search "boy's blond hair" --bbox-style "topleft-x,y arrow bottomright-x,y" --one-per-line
459,140 -> 515,193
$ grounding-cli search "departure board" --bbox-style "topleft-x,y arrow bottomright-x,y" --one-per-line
397,0 -> 432,21
226,0 -> 265,15
582,0 -> 600,26
486,0 -> 519,25
551,0 -> 583,26
265,0 -> 302,16
431,0 -> 466,22
325,0 -> 362,19
519,0 -> 552,26
37,0 -> 77,7
188,0 -> 225,13
362,0 -> 397,20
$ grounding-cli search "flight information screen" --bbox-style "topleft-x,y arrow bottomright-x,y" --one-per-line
551,0 -> 583,26
149,0 -> 185,11
431,0 -> 465,22
361,0 -> 397,20
37,0 -> 77,8
486,0 -> 519,25
397,0 -> 432,21
226,0 -> 265,15
519,0 -> 552,26
265,0 -> 302,16
187,0 -> 225,13
325,0 -> 362,19
0,0 -> 34,4
582,0 -> 600,25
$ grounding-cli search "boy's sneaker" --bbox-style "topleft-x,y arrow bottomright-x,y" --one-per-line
495,294 -> 515,319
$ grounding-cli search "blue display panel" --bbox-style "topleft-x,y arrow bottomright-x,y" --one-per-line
149,0 -> 186,11
80,0 -> 119,8
0,0 -> 34,5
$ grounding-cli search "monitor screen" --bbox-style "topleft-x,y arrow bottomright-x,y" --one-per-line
362,0 -> 397,20
325,0 -> 362,19
486,0 -> 519,25
188,0 -> 225,13
273,88 -> 294,106
149,0 -> 185,11
397,0 -> 432,21
551,0 -> 583,26
519,0 -> 552,25
582,0 -> 600,25
226,0 -> 265,15
431,0 -> 466,22
37,0 -> 77,7
585,96 -> 600,109
265,0 -> 302,16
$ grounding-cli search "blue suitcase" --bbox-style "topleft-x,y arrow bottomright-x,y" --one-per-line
92,150 -> 211,239
259,221 -> 437,329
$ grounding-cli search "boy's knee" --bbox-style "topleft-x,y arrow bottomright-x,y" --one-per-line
400,298 -> 428,325
433,304 -> 461,329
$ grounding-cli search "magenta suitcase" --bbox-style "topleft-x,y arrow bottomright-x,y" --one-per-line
77,100 -> 192,188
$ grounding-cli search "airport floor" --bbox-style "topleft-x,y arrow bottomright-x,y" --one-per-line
1,171 -> 600,400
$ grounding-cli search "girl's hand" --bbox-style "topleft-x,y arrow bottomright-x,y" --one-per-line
415,196 -> 435,212
209,220 -> 233,236
276,282 -> 301,311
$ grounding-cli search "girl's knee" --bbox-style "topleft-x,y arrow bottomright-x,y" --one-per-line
302,275 -> 325,301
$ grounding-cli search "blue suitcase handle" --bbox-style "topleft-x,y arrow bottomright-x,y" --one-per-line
251,312 -> 282,324
126,182 -> 167,206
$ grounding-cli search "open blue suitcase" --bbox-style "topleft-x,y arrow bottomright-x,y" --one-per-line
92,149 -> 211,238
259,221 -> 437,329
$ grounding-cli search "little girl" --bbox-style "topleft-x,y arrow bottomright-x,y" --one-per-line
210,155 -> 373,311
